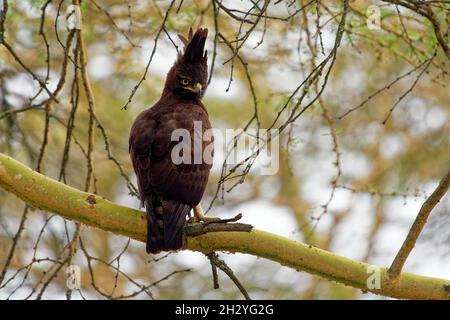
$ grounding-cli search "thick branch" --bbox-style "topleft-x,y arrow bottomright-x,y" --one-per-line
0,152 -> 449,299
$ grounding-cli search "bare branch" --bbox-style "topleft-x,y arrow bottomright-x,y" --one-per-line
388,168 -> 450,279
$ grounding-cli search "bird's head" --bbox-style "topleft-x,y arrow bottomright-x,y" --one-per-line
164,28 -> 208,100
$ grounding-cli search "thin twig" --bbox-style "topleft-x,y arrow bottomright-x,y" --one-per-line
208,252 -> 251,300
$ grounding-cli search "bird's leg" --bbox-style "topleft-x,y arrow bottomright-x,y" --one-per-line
193,205 -> 221,223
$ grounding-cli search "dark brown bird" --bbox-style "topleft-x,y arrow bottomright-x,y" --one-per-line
129,28 -> 214,254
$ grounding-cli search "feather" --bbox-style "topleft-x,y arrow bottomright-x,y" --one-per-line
144,195 -> 165,254
145,196 -> 192,254
145,195 -> 190,254
181,28 -> 208,63
162,201 -> 190,251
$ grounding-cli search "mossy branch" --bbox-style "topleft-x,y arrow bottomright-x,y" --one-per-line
0,152 -> 449,300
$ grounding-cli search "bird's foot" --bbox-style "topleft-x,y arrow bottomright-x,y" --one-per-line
189,205 -> 242,224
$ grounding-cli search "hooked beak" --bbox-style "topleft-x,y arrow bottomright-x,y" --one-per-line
186,82 -> 203,95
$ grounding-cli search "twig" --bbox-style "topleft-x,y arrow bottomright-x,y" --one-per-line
207,252 -> 251,300
121,0 -> 176,110
207,252 -> 220,289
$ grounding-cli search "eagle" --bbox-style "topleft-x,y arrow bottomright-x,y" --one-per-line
129,28 -> 215,254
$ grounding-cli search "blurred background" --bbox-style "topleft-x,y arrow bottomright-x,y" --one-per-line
0,0 -> 449,299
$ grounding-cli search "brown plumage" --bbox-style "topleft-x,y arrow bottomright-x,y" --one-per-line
129,28 -> 212,254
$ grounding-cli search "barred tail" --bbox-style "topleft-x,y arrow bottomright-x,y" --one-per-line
145,196 -> 190,254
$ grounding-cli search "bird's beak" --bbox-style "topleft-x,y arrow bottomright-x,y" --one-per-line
191,83 -> 203,94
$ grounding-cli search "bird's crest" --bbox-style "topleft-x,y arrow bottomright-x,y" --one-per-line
178,28 -> 208,64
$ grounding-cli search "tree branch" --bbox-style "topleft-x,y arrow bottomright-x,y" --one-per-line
382,0 -> 450,61
388,168 -> 450,279
0,152 -> 449,300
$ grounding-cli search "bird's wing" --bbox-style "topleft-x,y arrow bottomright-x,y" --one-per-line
149,105 -> 213,205
130,105 -> 213,206
129,111 -> 157,205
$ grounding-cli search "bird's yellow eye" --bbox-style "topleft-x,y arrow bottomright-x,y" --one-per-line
180,79 -> 189,86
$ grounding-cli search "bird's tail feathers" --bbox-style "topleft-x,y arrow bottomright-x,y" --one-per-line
145,196 -> 190,254
162,201 -> 190,251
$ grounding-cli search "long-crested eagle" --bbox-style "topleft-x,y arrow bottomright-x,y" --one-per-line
129,28 -> 216,254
